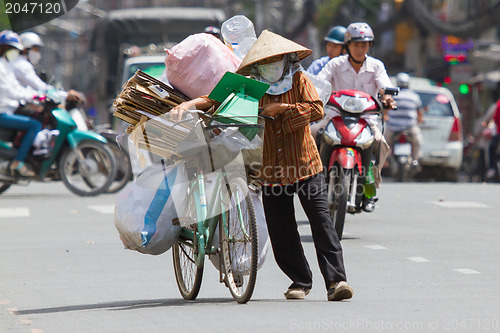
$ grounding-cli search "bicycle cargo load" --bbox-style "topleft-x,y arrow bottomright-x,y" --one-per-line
114,162 -> 188,255
164,33 -> 242,99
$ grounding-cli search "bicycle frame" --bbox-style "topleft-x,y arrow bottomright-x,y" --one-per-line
177,169 -> 222,268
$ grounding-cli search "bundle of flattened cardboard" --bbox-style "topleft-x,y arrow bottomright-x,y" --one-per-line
113,69 -> 189,125
113,70 -> 193,158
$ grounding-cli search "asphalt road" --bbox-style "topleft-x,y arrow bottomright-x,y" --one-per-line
1,181 -> 499,332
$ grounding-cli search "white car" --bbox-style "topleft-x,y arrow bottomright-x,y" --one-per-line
414,86 -> 464,181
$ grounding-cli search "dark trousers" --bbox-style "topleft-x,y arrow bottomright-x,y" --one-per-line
488,134 -> 500,170
262,172 -> 347,290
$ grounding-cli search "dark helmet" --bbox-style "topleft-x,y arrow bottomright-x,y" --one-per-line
344,22 -> 374,44
204,26 -> 221,39
325,26 -> 346,44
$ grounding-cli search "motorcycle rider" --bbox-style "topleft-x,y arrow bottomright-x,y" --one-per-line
317,22 -> 396,212
384,72 -> 424,169
306,25 -> 346,75
0,30 -> 42,177
11,31 -> 81,105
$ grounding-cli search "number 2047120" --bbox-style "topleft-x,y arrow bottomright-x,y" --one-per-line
5,2 -> 62,14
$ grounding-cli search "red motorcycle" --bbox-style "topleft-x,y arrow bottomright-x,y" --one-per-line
318,88 -> 398,240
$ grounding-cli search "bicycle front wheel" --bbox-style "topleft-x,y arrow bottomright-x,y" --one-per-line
220,177 -> 258,304
172,193 -> 203,300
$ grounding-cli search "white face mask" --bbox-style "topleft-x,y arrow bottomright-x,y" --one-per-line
28,49 -> 41,65
257,58 -> 286,83
5,49 -> 20,62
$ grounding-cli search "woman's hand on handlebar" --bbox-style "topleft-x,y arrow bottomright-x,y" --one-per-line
170,97 -> 215,122
170,103 -> 189,122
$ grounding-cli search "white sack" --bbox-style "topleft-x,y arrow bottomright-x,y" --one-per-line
114,162 -> 188,255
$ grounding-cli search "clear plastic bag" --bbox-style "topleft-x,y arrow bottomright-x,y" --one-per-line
114,162 -> 188,255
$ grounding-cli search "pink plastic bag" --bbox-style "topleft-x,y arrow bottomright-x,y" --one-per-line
165,33 -> 242,99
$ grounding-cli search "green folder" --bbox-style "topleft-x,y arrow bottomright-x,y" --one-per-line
208,71 -> 269,104
208,72 -> 269,140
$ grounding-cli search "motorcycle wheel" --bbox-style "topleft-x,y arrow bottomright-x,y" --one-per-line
59,141 -> 117,196
0,182 -> 11,194
105,142 -> 132,193
395,159 -> 408,182
328,166 -> 350,240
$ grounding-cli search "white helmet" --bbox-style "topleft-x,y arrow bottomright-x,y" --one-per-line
396,72 -> 410,89
344,22 -> 374,44
20,32 -> 44,50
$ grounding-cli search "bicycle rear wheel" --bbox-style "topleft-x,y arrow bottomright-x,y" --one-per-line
220,177 -> 258,304
172,235 -> 203,300
172,193 -> 203,300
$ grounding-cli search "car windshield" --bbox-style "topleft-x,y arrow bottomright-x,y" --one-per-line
127,62 -> 165,81
417,91 -> 454,117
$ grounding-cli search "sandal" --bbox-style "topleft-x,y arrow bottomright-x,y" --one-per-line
10,161 -> 35,178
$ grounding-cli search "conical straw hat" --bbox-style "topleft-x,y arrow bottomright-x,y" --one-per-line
236,30 -> 312,76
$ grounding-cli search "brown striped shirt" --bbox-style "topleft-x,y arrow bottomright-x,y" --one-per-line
258,71 -> 324,185
201,71 -> 324,185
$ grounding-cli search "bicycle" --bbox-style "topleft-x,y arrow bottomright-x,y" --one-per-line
170,112 -> 264,304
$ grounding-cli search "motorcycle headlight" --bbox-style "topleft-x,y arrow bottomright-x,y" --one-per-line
342,97 -> 371,113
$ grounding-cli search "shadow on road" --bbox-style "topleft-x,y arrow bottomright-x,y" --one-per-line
14,298 -> 238,315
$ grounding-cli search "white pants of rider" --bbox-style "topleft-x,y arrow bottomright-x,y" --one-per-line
384,125 -> 423,161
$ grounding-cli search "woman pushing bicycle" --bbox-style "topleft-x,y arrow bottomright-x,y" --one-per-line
171,30 -> 353,301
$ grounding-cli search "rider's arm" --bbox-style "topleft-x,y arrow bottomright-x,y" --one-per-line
316,58 -> 335,88
0,61 -> 37,104
373,60 -> 396,109
12,58 -> 50,92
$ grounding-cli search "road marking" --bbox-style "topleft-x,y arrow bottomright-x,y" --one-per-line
454,268 -> 481,275
431,201 -> 488,208
0,299 -> 11,304
32,329 -> 45,333
407,257 -> 430,262
364,245 -> 387,250
0,207 -> 30,218
89,205 -> 115,214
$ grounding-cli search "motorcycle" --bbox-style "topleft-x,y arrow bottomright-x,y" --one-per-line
68,103 -> 132,193
390,130 -> 419,182
318,88 -> 398,240
0,93 -> 117,196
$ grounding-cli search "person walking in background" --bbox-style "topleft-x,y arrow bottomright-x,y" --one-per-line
384,72 -> 424,167
317,22 -> 396,212
306,25 -> 346,75
170,30 -> 354,302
